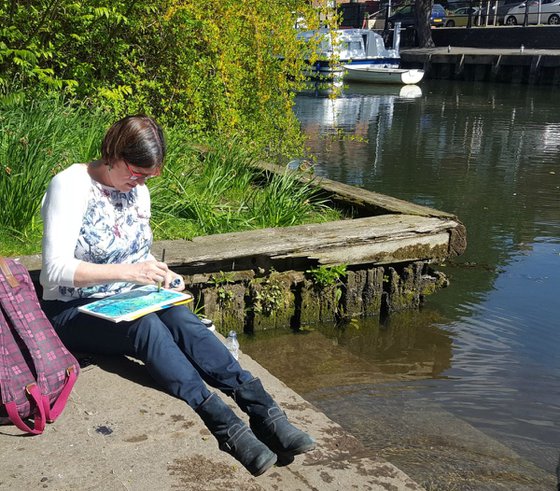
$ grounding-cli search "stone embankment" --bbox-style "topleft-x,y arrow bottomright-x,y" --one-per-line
0,341 -> 423,490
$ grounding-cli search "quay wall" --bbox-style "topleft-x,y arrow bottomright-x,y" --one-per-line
400,47 -> 560,85
386,25 -> 560,85
182,260 -> 449,334
401,25 -> 560,49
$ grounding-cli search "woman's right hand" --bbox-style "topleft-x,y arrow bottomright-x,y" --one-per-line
129,260 -> 169,286
73,259 -> 170,288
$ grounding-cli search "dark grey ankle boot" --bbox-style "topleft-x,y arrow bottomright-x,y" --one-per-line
233,378 -> 316,456
196,393 -> 277,476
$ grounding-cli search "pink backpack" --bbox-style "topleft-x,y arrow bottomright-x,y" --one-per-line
0,257 -> 79,434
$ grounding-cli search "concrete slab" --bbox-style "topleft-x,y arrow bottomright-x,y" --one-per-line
0,348 -> 422,491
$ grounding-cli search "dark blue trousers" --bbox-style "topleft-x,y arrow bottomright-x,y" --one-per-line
42,299 -> 253,409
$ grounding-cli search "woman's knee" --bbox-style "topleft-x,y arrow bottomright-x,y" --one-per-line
158,305 -> 207,336
128,314 -> 175,352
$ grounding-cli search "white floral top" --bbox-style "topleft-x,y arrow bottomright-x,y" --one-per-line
40,164 -> 153,301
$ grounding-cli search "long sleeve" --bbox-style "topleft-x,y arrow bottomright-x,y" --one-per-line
40,164 -> 91,299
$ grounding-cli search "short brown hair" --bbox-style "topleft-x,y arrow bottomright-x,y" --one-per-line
101,115 -> 166,170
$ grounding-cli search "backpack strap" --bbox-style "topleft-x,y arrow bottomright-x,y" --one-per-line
42,366 -> 78,422
0,257 -> 20,288
4,383 -> 46,435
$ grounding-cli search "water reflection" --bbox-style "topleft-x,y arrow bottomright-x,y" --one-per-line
321,311 -> 453,379
295,81 -> 560,271
298,80 -> 559,471
245,80 -> 560,485
302,79 -> 423,100
244,310 -> 453,394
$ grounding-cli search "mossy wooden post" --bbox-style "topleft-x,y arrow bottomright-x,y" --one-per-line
300,279 -> 339,325
202,283 -> 246,335
386,262 -> 423,314
249,272 -> 295,331
364,267 -> 385,317
343,268 -> 385,317
344,270 -> 365,317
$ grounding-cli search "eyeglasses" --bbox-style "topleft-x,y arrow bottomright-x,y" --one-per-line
123,160 -> 160,181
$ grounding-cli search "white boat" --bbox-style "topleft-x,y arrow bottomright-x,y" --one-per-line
297,28 -> 400,76
344,65 -> 425,85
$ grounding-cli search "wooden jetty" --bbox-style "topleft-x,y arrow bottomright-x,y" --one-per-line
156,162 -> 465,332
18,162 -> 466,334
401,46 -> 560,85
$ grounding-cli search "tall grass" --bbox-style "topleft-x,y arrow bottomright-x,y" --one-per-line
248,170 -> 334,228
0,99 -> 343,255
150,136 -> 341,239
0,99 -> 110,253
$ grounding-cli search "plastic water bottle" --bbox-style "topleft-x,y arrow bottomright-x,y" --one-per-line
225,330 -> 239,360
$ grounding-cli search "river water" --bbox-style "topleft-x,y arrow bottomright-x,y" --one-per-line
242,80 -> 560,488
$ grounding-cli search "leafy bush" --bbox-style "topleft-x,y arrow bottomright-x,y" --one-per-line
0,0 -> 325,156
0,2 -> 344,255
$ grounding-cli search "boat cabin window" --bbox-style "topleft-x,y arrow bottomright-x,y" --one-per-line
337,39 -> 364,59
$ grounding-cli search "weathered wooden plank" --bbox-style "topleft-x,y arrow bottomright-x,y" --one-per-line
253,161 -> 457,219
284,232 -> 451,266
17,214 -> 464,277
148,214 -> 464,274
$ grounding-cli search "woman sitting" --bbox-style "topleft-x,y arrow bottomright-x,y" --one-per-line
40,115 -> 315,476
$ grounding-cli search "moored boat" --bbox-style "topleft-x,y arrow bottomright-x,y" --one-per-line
297,28 -> 400,76
344,65 -> 425,85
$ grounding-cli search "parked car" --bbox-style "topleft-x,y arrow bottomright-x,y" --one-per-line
447,0 -> 517,25
494,0 -> 527,24
504,0 -> 560,24
387,3 -> 447,28
445,6 -> 481,26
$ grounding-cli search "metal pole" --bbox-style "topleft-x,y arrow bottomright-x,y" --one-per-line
393,22 -> 401,52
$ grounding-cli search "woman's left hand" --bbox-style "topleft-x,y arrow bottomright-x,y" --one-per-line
165,272 -> 185,291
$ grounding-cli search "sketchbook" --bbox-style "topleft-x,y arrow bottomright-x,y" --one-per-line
77,286 -> 192,323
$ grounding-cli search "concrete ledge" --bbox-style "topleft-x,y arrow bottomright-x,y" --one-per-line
0,347 -> 422,490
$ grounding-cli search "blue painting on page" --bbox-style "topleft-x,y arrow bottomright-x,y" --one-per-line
77,286 -> 191,322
